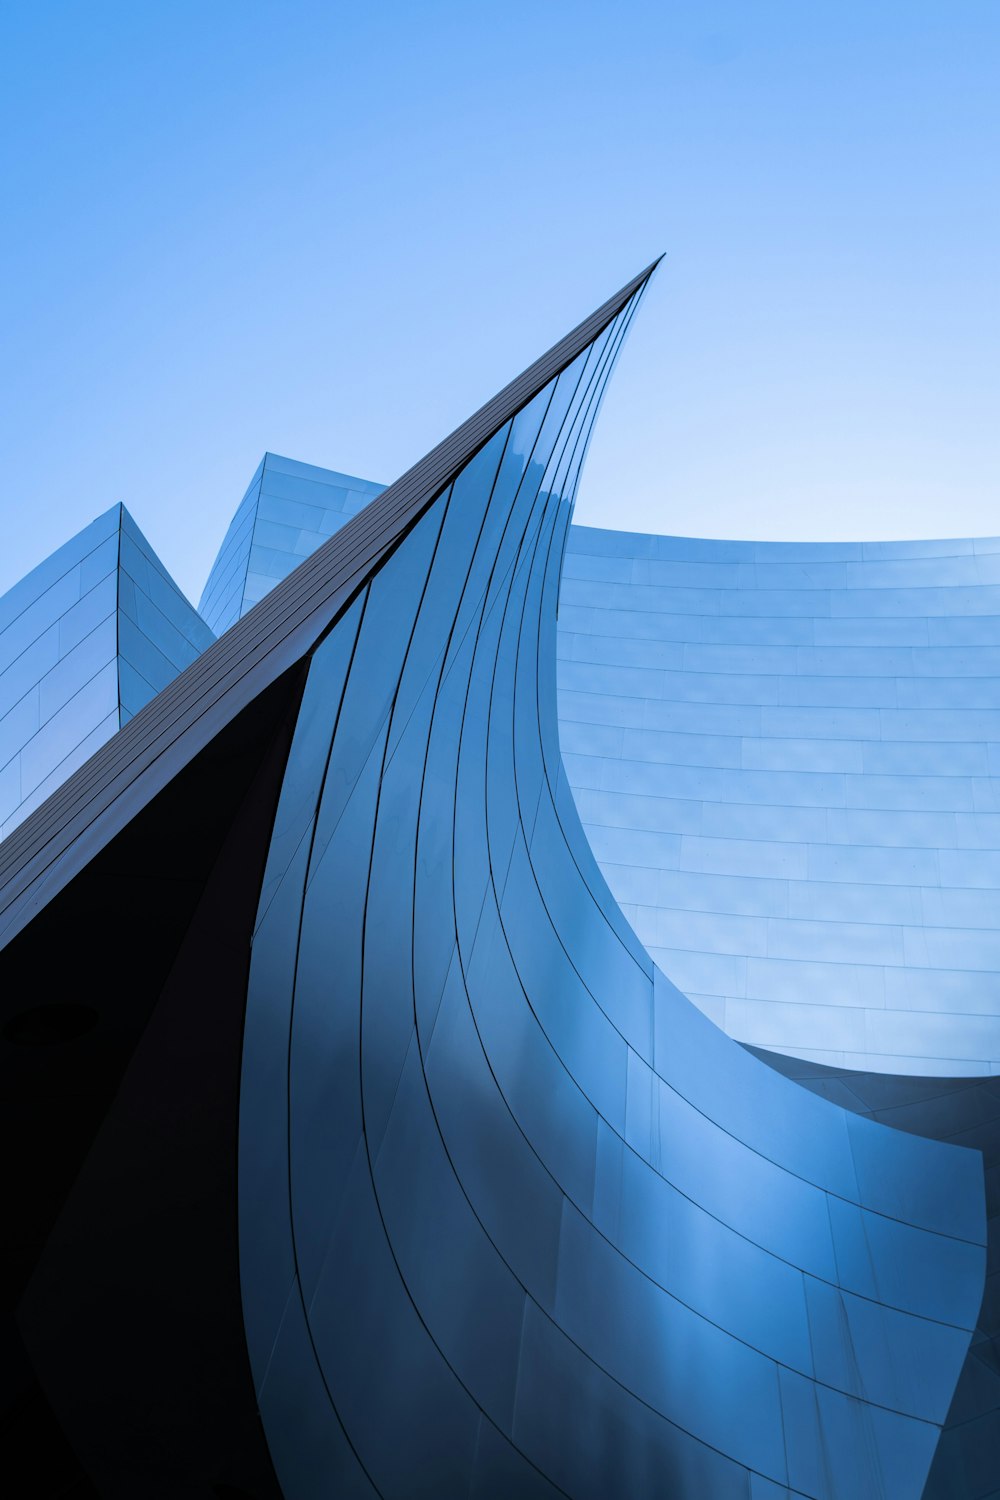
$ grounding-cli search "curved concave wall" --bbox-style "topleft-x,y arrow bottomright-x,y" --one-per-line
559,525 -> 1000,1077
199,473 -> 1000,1080
239,286 -> 986,1499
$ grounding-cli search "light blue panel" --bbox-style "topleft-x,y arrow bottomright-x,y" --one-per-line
0,506 -> 119,641
836,584 -> 1000,617
920,885 -> 1000,926
788,878 -> 922,924
761,705 -> 881,738
742,735 -> 864,773
571,785 -> 703,836
680,835 -> 808,879
37,616 -> 118,722
623,725 -> 742,768
845,774 -> 977,810
862,739 -> 990,775
583,822 -> 682,870
730,996 -> 869,1054
559,630 -> 686,671
12,706 -> 121,829
929,614 -> 1000,644
0,510 -> 121,839
655,867 -> 790,918
699,801 -> 828,842
814,615 -> 930,646
18,659 -> 119,796
752,559 -> 851,587
196,458 -> 263,634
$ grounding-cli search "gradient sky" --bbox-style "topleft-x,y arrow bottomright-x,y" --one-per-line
1,1 -> 998,603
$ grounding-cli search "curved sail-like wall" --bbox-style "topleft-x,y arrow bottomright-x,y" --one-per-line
559,524 -> 1000,1076
239,279 -> 985,1499
197,479 -> 1000,1084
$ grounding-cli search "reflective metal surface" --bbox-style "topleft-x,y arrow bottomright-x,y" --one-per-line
749,1045 -> 1000,1500
239,281 -> 986,1499
202,495 -> 1000,1081
559,525 -> 1000,1076
0,504 -> 214,839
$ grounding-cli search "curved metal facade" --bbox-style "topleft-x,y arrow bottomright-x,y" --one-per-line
238,280 -> 985,1499
559,523 -> 1000,1076
200,482 -> 1000,1083
747,1046 -> 1000,1500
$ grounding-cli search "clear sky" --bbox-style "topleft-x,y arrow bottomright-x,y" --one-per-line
1,1 -> 998,602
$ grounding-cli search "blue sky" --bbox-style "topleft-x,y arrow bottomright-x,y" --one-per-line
1,1 -> 998,601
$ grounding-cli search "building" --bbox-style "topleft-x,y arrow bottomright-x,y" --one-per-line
0,263 -> 996,1499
